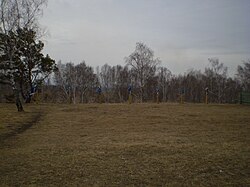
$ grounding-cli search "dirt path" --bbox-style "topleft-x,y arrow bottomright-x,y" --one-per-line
0,112 -> 43,142
0,104 -> 250,186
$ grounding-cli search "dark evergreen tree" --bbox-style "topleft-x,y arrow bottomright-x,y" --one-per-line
0,28 -> 56,110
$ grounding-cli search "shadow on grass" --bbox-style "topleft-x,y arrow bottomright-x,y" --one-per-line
0,112 -> 43,142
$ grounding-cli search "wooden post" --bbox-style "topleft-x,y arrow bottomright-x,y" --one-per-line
14,88 -> 24,112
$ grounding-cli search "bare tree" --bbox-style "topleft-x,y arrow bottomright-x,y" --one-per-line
237,60 -> 250,91
99,64 -> 112,102
0,0 -> 47,33
75,62 -> 97,103
48,60 -> 245,104
54,62 -> 72,103
205,58 -> 228,103
183,70 -> 204,103
125,42 -> 160,102
56,62 -> 78,104
112,65 -> 131,102
54,61 -> 97,104
157,67 -> 171,102
67,63 -> 78,104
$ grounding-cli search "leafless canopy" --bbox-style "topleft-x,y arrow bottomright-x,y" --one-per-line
125,42 -> 160,101
0,0 -> 47,33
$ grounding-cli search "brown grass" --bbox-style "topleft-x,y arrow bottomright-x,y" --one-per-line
0,103 -> 250,186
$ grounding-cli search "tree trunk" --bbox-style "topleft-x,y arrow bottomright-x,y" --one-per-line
81,90 -> 87,103
118,90 -> 122,103
140,86 -> 143,103
14,88 -> 24,112
16,97 -> 24,112
25,95 -> 32,103
20,79 -> 26,100
162,84 -> 167,102
73,87 -> 76,104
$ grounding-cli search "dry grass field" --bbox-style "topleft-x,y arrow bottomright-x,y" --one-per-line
0,103 -> 250,186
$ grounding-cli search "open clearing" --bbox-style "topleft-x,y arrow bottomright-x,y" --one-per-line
0,103 -> 250,186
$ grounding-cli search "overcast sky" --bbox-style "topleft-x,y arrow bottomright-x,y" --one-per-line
40,0 -> 250,76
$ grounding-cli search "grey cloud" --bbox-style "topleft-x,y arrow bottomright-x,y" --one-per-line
40,0 -> 250,76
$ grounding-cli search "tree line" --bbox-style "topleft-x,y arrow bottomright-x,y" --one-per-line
0,0 -> 249,111
1,38 -> 250,106
38,42 -> 249,104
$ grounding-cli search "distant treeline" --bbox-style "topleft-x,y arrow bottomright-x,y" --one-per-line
1,43 -> 249,104
45,61 -> 249,104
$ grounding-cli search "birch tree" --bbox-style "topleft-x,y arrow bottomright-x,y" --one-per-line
125,42 -> 160,102
157,67 -> 171,102
237,60 -> 250,91
205,58 -> 228,103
